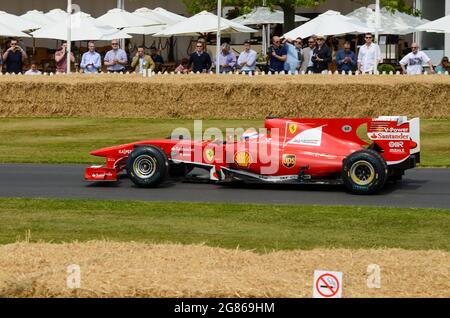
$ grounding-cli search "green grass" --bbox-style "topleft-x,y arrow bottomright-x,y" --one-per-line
0,198 -> 448,252
0,118 -> 448,166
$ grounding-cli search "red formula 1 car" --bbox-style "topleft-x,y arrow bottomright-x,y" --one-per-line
85,116 -> 420,194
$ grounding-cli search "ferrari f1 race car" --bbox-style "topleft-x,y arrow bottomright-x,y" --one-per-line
85,116 -> 420,194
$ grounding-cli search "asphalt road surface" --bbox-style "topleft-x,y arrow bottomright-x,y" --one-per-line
0,164 -> 449,209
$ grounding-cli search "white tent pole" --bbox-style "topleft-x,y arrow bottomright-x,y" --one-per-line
375,0 -> 380,43
66,0 -> 72,74
118,0 -> 125,50
216,0 -> 222,74
262,24 -> 267,56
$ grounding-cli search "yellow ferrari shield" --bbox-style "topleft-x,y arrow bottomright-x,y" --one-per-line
289,123 -> 297,135
205,148 -> 215,162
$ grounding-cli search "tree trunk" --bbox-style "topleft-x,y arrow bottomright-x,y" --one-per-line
281,0 -> 296,34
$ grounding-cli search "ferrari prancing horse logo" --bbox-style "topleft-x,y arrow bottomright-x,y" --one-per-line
205,148 -> 215,162
289,123 -> 297,135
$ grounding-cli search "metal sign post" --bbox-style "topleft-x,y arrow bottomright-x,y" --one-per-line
66,0 -> 72,74
216,0 -> 222,74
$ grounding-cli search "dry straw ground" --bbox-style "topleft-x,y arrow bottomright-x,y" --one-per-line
0,241 -> 448,298
0,74 -> 449,119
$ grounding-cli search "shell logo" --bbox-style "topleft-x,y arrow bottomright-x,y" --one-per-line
234,151 -> 251,168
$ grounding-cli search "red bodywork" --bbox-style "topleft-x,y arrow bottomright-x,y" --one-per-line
85,117 -> 420,184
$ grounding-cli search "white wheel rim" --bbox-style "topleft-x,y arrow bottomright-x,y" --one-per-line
133,155 -> 157,179
350,160 -> 375,186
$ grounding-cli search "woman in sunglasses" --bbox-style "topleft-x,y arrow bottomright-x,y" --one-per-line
435,56 -> 449,74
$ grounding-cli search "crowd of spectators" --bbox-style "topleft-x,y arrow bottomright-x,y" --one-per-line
0,33 -> 448,76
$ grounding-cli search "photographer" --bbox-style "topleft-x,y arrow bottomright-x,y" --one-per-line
55,41 -> 75,73
311,35 -> 331,74
268,36 -> 287,73
2,38 -> 28,74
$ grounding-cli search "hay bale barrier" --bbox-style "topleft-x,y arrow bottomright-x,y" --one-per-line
0,74 -> 449,119
0,241 -> 448,298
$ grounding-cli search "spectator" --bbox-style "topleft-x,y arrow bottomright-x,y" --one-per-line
104,39 -> 128,73
188,41 -> 212,73
335,42 -> 357,73
150,46 -> 164,72
357,32 -> 382,73
399,43 -> 434,75
283,38 -> 300,74
80,41 -> 101,74
294,38 -> 303,71
218,43 -> 236,73
197,37 -> 214,61
55,41 -> 75,73
25,61 -> 42,75
312,34 -> 331,73
268,36 -> 287,73
237,40 -> 257,74
300,36 -> 316,73
175,58 -> 190,74
435,56 -> 449,74
2,38 -> 28,74
131,46 -> 155,74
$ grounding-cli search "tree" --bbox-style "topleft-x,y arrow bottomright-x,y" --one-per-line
182,0 -> 325,33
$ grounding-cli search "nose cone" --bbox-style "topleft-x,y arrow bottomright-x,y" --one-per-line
90,148 -> 109,157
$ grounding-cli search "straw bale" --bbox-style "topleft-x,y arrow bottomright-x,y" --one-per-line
0,74 -> 449,119
0,241 -> 448,298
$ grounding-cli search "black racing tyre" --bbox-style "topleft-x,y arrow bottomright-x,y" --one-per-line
169,162 -> 194,177
126,146 -> 169,188
342,149 -> 388,194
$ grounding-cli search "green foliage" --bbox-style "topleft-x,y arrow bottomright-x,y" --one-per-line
378,63 -> 396,73
381,0 -> 421,16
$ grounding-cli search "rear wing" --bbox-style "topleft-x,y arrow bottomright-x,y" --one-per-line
368,116 -> 420,165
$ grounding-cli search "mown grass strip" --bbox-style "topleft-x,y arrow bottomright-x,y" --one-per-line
0,198 -> 448,252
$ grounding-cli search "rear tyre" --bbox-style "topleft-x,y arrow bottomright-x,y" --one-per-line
126,146 -> 169,188
342,149 -> 388,194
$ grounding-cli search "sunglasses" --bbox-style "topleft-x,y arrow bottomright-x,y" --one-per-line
411,47 -> 418,49
112,43 -> 119,45
365,37 -> 373,39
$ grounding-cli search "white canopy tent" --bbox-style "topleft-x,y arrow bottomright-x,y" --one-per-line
0,21 -> 31,37
45,8 -> 69,22
123,8 -> 171,36
232,6 -> 309,56
31,12 -> 132,41
154,11 -> 256,37
96,8 -> 161,29
416,15 -> 450,34
152,7 -> 188,25
20,10 -> 57,28
346,6 -> 429,35
0,10 -> 40,31
232,6 -> 309,25
283,10 -> 373,39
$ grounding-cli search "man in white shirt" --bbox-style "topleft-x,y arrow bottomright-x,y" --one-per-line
357,33 -> 382,73
25,62 -> 41,75
237,40 -> 257,74
399,43 -> 434,75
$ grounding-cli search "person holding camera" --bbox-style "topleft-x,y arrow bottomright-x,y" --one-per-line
311,35 -> 331,74
2,38 -> 28,74
336,42 -> 356,73
55,41 -> 75,73
268,36 -> 287,73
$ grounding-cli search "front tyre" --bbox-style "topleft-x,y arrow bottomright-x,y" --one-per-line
126,146 -> 169,188
342,149 -> 388,194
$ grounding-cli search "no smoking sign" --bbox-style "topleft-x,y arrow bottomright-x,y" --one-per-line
313,270 -> 343,298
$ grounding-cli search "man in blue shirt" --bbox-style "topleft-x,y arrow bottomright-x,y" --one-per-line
2,39 -> 28,74
104,40 -> 128,73
335,42 -> 357,73
268,36 -> 287,73
80,41 -> 102,74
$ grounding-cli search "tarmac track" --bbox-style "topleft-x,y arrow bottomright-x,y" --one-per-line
0,164 -> 449,209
